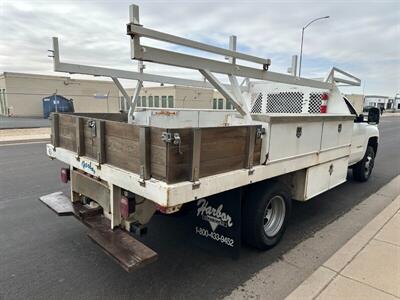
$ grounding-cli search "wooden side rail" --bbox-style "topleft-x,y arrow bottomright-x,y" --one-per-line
53,113 -> 262,184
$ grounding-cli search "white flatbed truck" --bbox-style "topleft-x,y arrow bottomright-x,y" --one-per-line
40,4 -> 380,271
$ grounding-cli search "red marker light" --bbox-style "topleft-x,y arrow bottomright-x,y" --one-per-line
320,93 -> 329,113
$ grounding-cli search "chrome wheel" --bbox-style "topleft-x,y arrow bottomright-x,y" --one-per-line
263,195 -> 286,237
364,155 -> 374,178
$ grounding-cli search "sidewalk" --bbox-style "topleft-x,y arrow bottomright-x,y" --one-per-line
381,112 -> 400,117
0,128 -> 50,143
286,195 -> 400,300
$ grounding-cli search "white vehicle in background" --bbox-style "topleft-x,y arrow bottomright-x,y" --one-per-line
40,4 -> 380,271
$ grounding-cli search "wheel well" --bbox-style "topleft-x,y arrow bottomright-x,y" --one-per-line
368,137 -> 378,155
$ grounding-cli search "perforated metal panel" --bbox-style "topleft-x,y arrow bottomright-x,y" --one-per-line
308,93 -> 323,113
251,93 -> 263,113
249,81 -> 329,115
266,92 -> 304,113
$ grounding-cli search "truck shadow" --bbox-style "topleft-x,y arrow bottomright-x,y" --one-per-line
92,167 -> 393,300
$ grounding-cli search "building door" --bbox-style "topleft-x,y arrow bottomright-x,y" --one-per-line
0,89 -> 6,115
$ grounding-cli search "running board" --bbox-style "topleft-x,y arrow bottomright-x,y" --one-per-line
39,191 -> 158,271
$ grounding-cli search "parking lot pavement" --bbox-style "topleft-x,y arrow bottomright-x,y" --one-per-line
0,116 -> 399,300
0,116 -> 50,129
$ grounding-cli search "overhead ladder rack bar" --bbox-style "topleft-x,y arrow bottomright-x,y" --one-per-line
126,5 -> 332,90
127,24 -> 271,66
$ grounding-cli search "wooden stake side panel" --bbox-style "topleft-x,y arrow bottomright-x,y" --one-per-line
54,113 -> 262,184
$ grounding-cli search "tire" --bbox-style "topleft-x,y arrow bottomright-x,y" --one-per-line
353,145 -> 375,182
242,181 -> 292,250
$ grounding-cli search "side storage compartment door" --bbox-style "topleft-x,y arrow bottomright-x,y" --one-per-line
304,156 -> 349,200
320,120 -> 353,150
268,121 -> 322,162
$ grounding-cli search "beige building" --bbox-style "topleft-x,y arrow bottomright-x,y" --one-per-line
345,94 -> 364,114
0,72 -> 120,117
123,85 -> 230,110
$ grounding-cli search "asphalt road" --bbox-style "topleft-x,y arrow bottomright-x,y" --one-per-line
0,116 -> 50,129
0,117 -> 399,300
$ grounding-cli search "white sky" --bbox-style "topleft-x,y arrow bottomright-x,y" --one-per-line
0,0 -> 399,96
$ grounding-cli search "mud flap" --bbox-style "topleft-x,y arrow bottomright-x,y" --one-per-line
39,192 -> 158,272
190,188 -> 242,258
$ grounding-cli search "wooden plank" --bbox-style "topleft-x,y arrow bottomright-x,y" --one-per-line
72,113 -> 128,122
201,126 -> 248,143
83,119 -> 98,159
245,126 -> 256,169
59,137 -> 76,152
76,117 -> 84,156
139,127 -> 151,180
105,121 -> 139,141
58,114 -> 75,126
199,155 -> 246,177
96,120 -> 105,164
87,215 -> 158,272
191,128 -> 201,182
150,127 -> 166,147
104,137 -> 139,173
51,113 -> 60,147
166,128 -> 193,183
253,136 -> 262,165
200,139 -> 247,161
59,124 -> 76,140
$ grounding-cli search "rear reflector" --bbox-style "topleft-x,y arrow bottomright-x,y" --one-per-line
60,168 -> 70,183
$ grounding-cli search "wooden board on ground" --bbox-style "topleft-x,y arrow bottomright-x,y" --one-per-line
39,192 -> 74,216
87,216 -> 158,272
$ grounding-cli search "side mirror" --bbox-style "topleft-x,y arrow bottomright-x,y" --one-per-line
368,107 -> 380,124
356,114 -> 364,122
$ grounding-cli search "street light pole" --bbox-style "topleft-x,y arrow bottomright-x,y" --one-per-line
298,16 -> 330,77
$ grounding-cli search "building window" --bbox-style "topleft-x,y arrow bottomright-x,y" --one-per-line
148,96 -> 153,107
154,96 -> 160,107
213,98 -> 217,109
141,96 -> 147,107
168,96 -> 174,108
0,90 -> 4,115
226,99 -> 233,110
135,96 -> 141,107
218,98 -> 224,110
161,96 -> 167,108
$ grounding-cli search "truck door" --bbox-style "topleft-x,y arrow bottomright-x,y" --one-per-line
344,98 -> 366,165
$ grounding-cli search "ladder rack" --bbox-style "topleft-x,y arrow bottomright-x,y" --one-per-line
49,3 -> 359,121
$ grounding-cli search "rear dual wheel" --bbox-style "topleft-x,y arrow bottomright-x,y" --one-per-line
242,181 -> 292,250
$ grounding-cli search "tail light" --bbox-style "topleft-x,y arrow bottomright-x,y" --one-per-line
120,195 -> 135,218
320,93 -> 329,113
60,168 -> 70,183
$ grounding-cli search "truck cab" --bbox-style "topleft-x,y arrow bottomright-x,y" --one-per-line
344,97 -> 379,180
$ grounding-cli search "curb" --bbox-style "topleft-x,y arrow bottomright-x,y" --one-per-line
225,175 -> 400,300
286,190 -> 400,299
